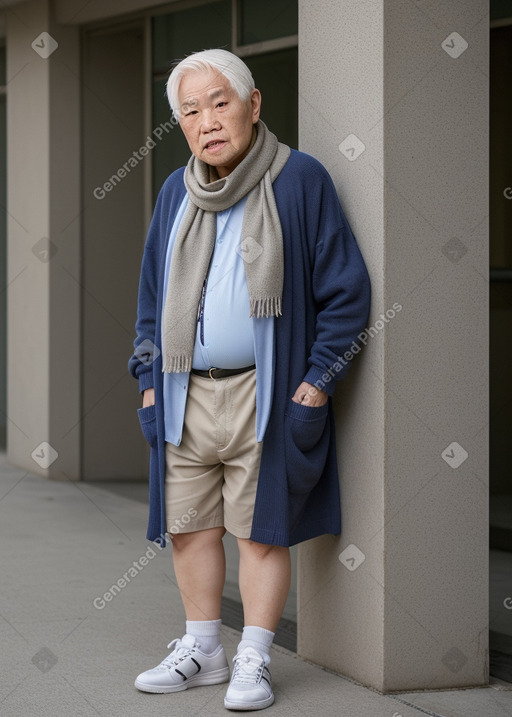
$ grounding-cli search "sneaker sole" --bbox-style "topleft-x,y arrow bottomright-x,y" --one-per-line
224,694 -> 275,711
134,667 -> 230,693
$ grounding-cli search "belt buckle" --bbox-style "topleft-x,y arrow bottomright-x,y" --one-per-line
208,367 -> 218,380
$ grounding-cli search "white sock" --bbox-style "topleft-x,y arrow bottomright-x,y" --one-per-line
238,625 -> 275,659
185,619 -> 222,654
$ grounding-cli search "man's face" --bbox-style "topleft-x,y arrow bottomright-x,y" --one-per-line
178,67 -> 261,178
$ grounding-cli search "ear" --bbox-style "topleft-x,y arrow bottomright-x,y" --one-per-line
250,88 -> 262,123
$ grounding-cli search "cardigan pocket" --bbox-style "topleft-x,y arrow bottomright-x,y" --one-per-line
284,400 -> 330,495
137,404 -> 158,449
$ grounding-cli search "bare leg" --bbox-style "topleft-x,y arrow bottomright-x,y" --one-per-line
237,539 -> 291,632
171,527 -> 226,621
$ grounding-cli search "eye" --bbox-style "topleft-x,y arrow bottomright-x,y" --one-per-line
216,101 -> 227,108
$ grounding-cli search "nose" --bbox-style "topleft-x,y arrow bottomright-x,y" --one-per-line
201,109 -> 221,133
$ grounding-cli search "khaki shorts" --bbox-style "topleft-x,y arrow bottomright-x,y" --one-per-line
164,368 -> 261,539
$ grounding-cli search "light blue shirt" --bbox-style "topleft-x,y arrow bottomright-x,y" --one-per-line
161,193 -> 274,446
192,195 -> 255,369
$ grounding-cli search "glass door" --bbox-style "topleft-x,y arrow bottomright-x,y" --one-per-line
0,40 -> 7,451
489,2 -> 512,683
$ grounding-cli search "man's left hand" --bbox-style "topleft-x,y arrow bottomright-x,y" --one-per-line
291,382 -> 328,407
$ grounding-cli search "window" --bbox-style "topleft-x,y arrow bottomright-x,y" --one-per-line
0,39 -> 6,449
238,0 -> 298,46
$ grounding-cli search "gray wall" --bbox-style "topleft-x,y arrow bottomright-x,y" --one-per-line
298,0 -> 489,692
7,0 -> 81,480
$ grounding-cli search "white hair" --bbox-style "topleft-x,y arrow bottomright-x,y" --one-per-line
166,48 -> 255,122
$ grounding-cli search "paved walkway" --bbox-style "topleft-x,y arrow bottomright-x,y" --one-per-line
1,453 -> 511,717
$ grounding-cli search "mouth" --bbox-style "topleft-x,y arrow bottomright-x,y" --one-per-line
204,139 -> 227,152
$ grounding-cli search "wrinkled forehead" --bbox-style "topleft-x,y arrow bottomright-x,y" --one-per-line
178,67 -> 232,104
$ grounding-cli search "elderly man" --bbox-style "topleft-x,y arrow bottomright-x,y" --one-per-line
128,48 -> 370,711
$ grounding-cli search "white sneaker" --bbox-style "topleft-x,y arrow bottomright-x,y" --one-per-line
134,634 -> 230,693
224,646 -> 274,711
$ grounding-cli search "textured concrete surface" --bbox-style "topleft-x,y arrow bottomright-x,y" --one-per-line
0,453 -> 510,717
298,0 -> 488,691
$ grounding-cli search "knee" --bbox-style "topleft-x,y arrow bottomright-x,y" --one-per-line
239,539 -> 287,561
172,527 -> 225,553
170,532 -> 192,553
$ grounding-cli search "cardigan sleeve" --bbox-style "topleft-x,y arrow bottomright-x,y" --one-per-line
303,172 -> 371,396
127,191 -> 163,394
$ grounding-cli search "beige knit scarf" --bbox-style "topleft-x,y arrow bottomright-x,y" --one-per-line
161,119 -> 290,373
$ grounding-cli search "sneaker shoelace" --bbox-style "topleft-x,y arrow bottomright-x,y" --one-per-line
159,638 -> 200,670
231,651 -> 266,685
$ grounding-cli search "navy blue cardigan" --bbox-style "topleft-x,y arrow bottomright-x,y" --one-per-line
128,149 -> 371,547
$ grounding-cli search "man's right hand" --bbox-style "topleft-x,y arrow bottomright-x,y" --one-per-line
142,388 -> 155,408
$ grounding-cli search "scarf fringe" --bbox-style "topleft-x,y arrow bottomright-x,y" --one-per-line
162,355 -> 193,374
249,297 -> 282,319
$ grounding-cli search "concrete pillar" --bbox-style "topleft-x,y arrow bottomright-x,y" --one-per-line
298,0 -> 488,691
6,0 -> 80,480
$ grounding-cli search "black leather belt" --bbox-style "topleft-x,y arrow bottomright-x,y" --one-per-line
191,365 -> 256,380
